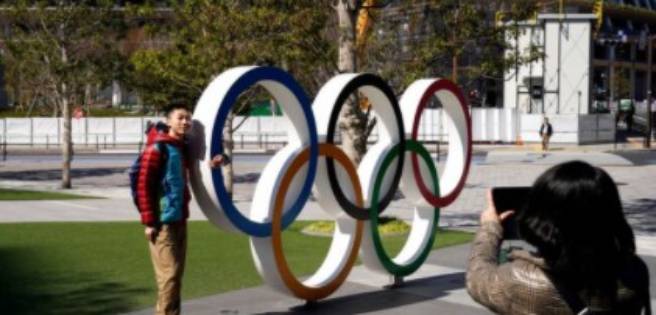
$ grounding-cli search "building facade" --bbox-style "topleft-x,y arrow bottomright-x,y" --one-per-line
504,1 -> 656,143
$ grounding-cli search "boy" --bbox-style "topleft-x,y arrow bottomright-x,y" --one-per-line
137,103 -> 227,315
137,102 -> 192,315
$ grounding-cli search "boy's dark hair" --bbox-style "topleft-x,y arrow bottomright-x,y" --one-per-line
517,160 -> 636,303
164,100 -> 190,117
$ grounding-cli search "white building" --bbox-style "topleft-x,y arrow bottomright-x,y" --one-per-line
504,14 -> 616,143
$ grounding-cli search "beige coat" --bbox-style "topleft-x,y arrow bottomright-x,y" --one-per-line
466,221 -> 650,315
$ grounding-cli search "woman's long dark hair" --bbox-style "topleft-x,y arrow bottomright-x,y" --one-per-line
517,161 -> 636,304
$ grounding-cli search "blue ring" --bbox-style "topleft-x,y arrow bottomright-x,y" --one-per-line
210,67 -> 318,237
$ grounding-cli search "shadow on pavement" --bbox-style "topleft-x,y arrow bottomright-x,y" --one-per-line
233,172 -> 260,183
440,213 -> 481,228
0,167 -> 262,187
611,150 -> 656,166
438,199 -> 656,235
624,198 -> 656,235
0,247 -> 148,315
255,272 -> 466,315
0,167 -> 128,182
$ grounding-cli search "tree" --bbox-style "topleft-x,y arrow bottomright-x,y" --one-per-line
330,0 -> 540,163
362,0 -> 541,103
1,42 -> 53,115
130,0 -> 333,197
332,0 -> 391,164
0,1 -> 128,188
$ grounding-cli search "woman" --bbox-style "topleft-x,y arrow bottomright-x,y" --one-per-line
466,161 -> 651,314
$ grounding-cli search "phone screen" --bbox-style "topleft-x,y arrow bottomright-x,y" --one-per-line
491,187 -> 531,239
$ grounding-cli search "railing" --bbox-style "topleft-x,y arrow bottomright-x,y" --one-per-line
0,109 -> 620,156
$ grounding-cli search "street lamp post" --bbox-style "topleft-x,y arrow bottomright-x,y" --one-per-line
597,31 -> 628,150
609,45 -> 616,113
645,35 -> 653,148
602,32 -> 627,111
647,90 -> 652,148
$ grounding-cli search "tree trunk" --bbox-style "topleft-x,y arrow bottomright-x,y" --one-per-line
60,44 -> 72,189
337,0 -> 356,74
336,0 -> 367,165
61,83 -> 72,189
452,54 -> 458,83
13,73 -> 22,111
52,97 -> 58,117
84,83 -> 92,114
222,110 -> 235,199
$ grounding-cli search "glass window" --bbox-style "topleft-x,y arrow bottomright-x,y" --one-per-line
594,43 -> 608,59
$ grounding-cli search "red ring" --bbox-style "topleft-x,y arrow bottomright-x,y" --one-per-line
410,79 -> 472,207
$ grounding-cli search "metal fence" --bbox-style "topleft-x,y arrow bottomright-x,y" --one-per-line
0,109 -> 618,156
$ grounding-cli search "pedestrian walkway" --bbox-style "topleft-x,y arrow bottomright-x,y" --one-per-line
120,243 -> 491,315
1,148 -> 656,254
484,150 -> 633,166
123,243 -> 656,315
2,147 -> 655,313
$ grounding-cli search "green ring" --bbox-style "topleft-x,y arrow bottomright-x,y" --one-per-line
370,139 -> 440,276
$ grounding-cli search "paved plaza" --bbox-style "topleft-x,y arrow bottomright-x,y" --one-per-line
1,144 -> 655,314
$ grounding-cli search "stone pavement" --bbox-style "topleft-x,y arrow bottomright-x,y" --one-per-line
124,244 -> 491,315
122,243 -> 656,315
2,147 -> 654,233
1,147 -> 655,250
1,146 -> 655,314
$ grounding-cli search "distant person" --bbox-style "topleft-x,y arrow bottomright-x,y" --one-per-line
467,161 -> 651,315
539,117 -> 553,153
626,101 -> 635,133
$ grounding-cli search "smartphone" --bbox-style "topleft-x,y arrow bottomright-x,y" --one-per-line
491,187 -> 531,239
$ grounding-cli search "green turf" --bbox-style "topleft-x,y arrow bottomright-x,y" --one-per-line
302,217 -> 410,236
0,188 -> 101,200
0,221 -> 473,314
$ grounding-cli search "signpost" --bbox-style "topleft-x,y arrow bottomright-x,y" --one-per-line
73,107 -> 84,120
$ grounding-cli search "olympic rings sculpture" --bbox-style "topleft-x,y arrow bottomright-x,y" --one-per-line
189,66 -> 472,301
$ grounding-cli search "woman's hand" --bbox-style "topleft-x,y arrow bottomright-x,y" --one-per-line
480,189 -> 514,224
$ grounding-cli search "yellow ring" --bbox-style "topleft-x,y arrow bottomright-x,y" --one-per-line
271,143 -> 363,301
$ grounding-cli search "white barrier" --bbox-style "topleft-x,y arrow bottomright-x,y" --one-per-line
0,116 -> 161,146
0,110 -> 616,146
519,113 -> 615,144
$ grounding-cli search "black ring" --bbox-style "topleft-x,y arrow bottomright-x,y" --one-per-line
325,73 -> 405,220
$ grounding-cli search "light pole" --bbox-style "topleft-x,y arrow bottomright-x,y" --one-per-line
599,31 -> 627,112
599,72 -> 607,112
647,90 -> 652,148
645,35 -> 653,148
597,31 -> 628,149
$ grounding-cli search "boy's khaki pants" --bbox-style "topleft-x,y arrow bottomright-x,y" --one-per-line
149,224 -> 187,315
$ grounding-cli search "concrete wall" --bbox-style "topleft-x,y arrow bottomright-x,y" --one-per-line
519,113 -> 614,144
505,14 -> 595,115
550,17 -> 592,115
520,114 -> 579,143
578,114 -> 615,143
543,20 -> 561,114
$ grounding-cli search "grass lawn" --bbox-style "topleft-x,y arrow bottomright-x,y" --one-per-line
0,221 -> 473,314
0,188 -> 101,201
